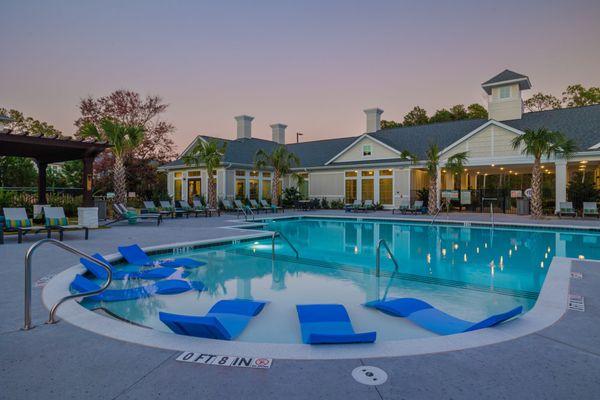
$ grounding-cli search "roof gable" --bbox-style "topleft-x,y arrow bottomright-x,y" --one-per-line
324,134 -> 404,165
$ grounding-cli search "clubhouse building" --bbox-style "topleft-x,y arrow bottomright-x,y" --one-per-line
160,70 -> 600,213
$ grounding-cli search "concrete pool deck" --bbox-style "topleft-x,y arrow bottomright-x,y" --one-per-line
1,211 -> 600,399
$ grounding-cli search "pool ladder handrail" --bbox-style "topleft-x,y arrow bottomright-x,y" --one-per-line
240,206 -> 255,222
482,197 -> 496,228
430,198 -> 448,226
23,238 -> 113,330
271,231 -> 299,259
375,239 -> 400,277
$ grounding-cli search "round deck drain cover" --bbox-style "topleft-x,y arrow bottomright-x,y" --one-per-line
352,366 -> 388,386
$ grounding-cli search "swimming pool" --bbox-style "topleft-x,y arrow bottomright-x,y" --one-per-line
76,216 -> 600,344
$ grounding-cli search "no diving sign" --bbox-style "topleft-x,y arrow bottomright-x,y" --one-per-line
176,352 -> 272,369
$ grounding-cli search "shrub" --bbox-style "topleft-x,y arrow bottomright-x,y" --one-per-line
568,172 -> 600,210
282,187 -> 301,208
320,197 -> 329,209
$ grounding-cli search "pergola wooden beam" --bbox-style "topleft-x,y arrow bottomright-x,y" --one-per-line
0,129 -> 111,207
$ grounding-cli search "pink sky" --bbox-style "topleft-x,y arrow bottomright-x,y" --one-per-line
1,0 -> 599,152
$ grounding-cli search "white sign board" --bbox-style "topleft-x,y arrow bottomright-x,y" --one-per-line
442,190 -> 459,199
511,190 -> 523,198
106,192 -> 115,199
176,352 -> 272,369
460,191 -> 471,205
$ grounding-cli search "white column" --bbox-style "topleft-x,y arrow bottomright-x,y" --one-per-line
374,171 -> 380,204
167,172 -> 174,198
436,169 -> 442,208
555,159 -> 567,213
182,172 -> 189,202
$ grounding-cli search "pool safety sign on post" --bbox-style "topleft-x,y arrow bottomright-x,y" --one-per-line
176,352 -> 272,369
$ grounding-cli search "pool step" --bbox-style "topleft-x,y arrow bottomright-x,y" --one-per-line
227,248 -> 539,300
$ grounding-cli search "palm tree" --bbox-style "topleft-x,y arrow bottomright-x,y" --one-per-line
254,145 -> 300,206
80,119 -> 145,205
425,143 -> 469,215
512,128 -> 576,218
182,139 -> 227,209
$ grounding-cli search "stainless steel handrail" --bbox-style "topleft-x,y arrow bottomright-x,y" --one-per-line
375,239 -> 399,277
23,238 -> 112,330
271,231 -> 299,259
240,206 -> 255,222
482,197 -> 496,228
430,199 -> 446,226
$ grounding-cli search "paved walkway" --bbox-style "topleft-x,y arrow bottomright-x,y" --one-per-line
1,211 -> 599,399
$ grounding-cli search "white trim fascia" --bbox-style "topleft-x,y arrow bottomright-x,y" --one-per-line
179,135 -> 208,158
588,142 -> 600,150
324,134 -> 405,165
481,77 -> 531,88
292,160 -> 413,172
439,120 -> 524,156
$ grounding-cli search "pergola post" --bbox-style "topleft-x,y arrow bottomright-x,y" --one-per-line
82,156 -> 94,207
36,160 -> 48,204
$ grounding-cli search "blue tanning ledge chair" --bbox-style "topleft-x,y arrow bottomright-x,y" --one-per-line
365,298 -> 522,335
70,274 -> 205,302
296,304 -> 376,344
118,244 -> 205,269
159,299 -> 267,340
80,253 -> 185,280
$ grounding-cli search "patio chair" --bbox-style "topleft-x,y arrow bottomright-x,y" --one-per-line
392,198 -> 411,214
70,274 -> 205,302
249,199 -> 268,213
43,207 -> 89,241
234,199 -> 255,213
142,201 -> 171,218
1,208 -> 50,244
221,199 -> 237,213
113,203 -> 162,226
407,200 -> 424,214
582,202 -> 599,218
176,200 -> 203,217
159,299 -> 267,340
296,304 -> 376,344
160,200 -> 189,218
80,253 -> 185,280
557,202 -> 576,218
350,199 -> 366,213
261,199 -> 283,213
118,243 -> 206,268
364,199 -> 375,211
365,298 -> 522,336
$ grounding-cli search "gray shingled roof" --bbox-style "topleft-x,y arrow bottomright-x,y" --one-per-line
481,69 -> 531,94
370,118 -> 487,159
503,104 -> 600,150
163,105 -> 600,169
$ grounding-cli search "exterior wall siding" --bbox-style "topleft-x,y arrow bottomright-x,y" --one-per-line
443,125 -> 522,160
489,84 -> 522,121
333,136 -> 399,163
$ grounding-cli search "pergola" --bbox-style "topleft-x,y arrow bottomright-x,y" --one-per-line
0,129 -> 111,207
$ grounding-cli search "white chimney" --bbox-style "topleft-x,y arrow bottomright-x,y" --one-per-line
364,108 -> 383,133
270,123 -> 287,144
234,115 -> 254,139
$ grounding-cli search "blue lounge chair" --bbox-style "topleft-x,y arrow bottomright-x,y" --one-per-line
80,253 -> 185,280
365,298 -> 522,335
296,304 -> 376,344
118,244 -> 205,269
159,299 -> 267,340
70,274 -> 205,302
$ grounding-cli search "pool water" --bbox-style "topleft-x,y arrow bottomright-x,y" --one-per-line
81,217 -> 600,343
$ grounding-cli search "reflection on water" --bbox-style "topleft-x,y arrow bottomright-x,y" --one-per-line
82,218 -> 600,343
